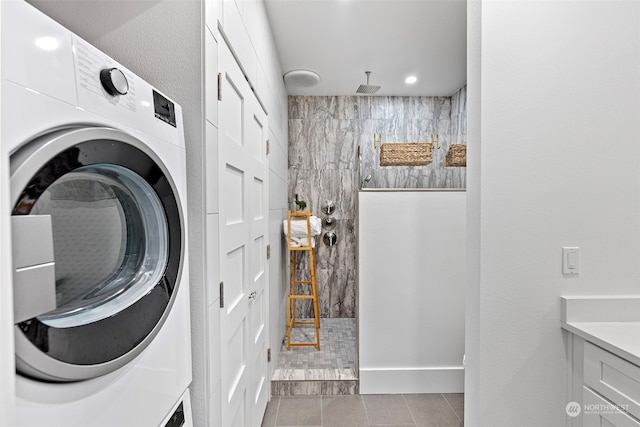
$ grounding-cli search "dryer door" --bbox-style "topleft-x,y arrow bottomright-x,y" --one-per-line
10,127 -> 184,382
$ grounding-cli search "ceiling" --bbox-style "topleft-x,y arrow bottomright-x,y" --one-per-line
263,0 -> 467,97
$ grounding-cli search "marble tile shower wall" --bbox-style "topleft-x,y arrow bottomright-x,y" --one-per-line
450,86 -> 467,187
288,91 -> 467,318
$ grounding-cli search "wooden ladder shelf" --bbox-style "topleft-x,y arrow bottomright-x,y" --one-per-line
286,210 -> 321,350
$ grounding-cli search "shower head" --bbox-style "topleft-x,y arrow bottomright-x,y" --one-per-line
361,174 -> 372,187
356,71 -> 381,94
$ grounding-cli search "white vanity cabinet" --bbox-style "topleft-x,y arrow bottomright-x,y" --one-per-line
579,339 -> 640,427
562,297 -> 640,427
583,341 -> 640,422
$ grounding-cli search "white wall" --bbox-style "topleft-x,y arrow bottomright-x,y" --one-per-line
0,2 -> 17,424
359,191 -> 466,394
466,2 -> 640,426
464,0 -> 481,424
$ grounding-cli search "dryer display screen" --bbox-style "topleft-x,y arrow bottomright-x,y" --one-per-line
153,90 -> 176,127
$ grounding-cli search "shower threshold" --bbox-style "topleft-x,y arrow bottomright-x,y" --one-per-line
271,318 -> 358,396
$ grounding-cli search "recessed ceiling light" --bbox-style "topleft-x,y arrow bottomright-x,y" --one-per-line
405,75 -> 417,84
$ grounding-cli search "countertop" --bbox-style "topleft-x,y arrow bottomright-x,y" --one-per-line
561,296 -> 640,366
562,320 -> 640,367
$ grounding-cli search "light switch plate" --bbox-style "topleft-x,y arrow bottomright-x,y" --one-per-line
562,247 -> 580,276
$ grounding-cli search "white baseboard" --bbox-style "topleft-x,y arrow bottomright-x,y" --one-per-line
359,366 -> 464,394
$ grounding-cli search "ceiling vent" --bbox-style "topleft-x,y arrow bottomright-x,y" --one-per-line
283,69 -> 321,88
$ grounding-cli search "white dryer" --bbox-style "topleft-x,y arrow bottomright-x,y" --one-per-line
2,1 -> 192,426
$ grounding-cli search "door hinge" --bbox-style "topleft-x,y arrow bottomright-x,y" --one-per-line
267,348 -> 271,363
217,73 -> 222,101
219,281 -> 224,308
266,139 -> 270,155
266,244 -> 271,260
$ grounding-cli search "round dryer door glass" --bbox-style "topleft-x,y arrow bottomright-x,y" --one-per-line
31,164 -> 169,328
11,127 -> 184,381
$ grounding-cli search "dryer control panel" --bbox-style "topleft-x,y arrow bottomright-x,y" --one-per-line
153,90 -> 177,128
72,35 -> 184,148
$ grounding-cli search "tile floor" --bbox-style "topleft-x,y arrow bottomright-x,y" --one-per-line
277,318 -> 356,370
272,318 -> 358,395
261,393 -> 464,426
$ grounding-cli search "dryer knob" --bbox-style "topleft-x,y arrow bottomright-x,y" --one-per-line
100,68 -> 129,96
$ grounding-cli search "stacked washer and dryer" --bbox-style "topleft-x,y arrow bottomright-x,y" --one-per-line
2,1 -> 193,426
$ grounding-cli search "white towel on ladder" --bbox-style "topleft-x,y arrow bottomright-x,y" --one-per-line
283,215 -> 321,247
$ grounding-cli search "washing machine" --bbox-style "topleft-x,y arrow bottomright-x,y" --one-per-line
2,1 -> 193,426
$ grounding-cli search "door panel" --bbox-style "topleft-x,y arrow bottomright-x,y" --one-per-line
223,165 -> 244,225
249,114 -> 265,162
219,40 -> 268,427
220,78 -> 243,148
246,88 -> 268,427
230,391 -> 246,427
253,178 -> 264,221
225,246 -> 245,314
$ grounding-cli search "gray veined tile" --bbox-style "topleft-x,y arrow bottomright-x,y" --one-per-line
403,394 -> 460,426
275,396 -> 322,426
271,369 -> 306,381
362,394 -> 415,425
322,395 -> 368,427
442,393 -> 464,421
272,318 -> 358,396
287,92 -> 466,328
261,397 -> 279,427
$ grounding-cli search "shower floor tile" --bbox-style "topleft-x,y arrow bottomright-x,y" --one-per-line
272,318 -> 358,395
276,318 -> 357,371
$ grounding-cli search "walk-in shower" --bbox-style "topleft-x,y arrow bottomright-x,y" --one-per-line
281,90 -> 468,397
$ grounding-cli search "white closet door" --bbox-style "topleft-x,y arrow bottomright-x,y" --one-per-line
218,40 -> 269,427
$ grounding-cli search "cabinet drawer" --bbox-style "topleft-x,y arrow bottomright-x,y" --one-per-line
583,387 -> 640,427
584,341 -> 640,420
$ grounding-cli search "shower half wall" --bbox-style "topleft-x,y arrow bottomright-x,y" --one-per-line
287,89 -> 467,318
359,190 -> 466,394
